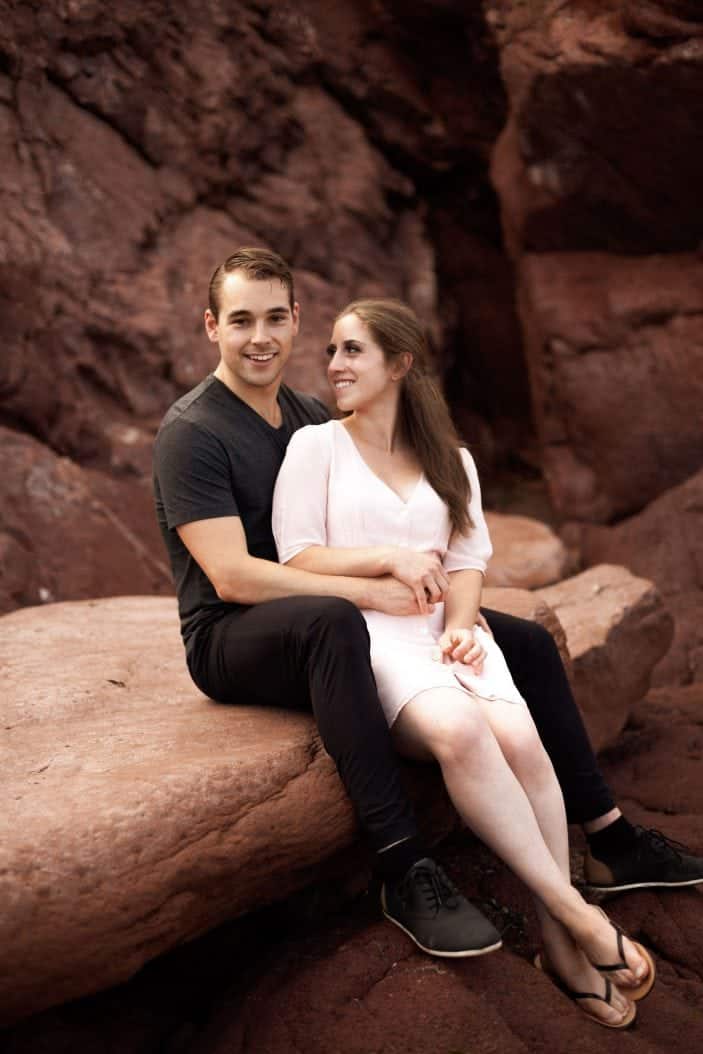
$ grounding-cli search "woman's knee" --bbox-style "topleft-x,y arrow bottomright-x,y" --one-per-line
501,712 -> 554,783
429,701 -> 490,766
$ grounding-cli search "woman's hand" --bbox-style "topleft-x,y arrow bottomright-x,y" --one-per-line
386,548 -> 450,614
475,611 -> 493,639
436,626 -> 486,674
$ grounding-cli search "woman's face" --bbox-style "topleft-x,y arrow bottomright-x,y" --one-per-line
326,313 -> 399,413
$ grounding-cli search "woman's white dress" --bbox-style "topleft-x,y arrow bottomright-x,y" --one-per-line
272,420 -> 525,726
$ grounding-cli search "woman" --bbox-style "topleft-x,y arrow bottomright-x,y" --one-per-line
272,298 -> 654,1029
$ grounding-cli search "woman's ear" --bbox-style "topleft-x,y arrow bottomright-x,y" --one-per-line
392,352 -> 413,381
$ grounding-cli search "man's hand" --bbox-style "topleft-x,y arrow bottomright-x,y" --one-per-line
386,548 -> 449,614
436,627 -> 486,673
366,575 -> 426,617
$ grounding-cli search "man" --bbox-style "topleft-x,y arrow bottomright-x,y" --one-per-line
153,247 -> 703,958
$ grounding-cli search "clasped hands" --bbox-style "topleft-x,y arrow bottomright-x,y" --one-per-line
384,546 -> 490,675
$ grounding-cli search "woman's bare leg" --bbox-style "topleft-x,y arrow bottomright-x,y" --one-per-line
392,688 -> 645,1022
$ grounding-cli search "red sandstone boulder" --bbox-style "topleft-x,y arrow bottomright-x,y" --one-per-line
5,685 -> 703,1052
577,467 -> 703,687
0,427 -> 171,614
484,511 -> 567,589
1,592 -> 545,1024
538,565 -> 674,750
0,575 -> 669,1023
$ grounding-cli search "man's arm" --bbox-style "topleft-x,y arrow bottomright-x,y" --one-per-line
287,545 -> 448,614
177,516 -> 422,615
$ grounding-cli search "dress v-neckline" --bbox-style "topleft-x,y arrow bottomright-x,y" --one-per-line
335,420 -> 424,506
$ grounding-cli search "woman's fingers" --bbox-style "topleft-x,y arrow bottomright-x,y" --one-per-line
461,637 -> 485,672
414,583 -> 429,614
422,572 -> 446,603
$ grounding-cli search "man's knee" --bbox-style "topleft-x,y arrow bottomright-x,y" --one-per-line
525,621 -> 562,667
308,596 -> 369,645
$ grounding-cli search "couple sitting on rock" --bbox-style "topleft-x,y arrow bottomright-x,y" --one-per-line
153,247 -> 703,1030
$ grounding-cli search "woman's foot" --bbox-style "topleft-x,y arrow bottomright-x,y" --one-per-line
538,935 -> 636,1029
576,905 -> 654,996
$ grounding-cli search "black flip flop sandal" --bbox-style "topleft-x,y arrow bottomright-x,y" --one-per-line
592,908 -> 656,1002
534,954 -> 636,1030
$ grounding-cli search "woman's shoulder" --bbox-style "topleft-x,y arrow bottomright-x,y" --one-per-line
287,419 -> 337,452
457,444 -> 477,468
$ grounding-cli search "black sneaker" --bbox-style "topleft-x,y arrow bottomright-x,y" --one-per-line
585,826 -> 703,892
381,857 -> 502,957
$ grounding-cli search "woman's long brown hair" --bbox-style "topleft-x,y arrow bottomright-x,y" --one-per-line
337,299 -> 472,534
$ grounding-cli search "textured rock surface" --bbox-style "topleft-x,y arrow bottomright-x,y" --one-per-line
5,685 -> 700,1053
516,253 -> 703,523
484,510 -> 567,589
577,467 -> 703,687
539,565 -> 674,750
0,0 -> 522,463
0,589 -> 559,1024
0,427 -> 170,612
489,0 -> 703,523
482,583 -> 570,673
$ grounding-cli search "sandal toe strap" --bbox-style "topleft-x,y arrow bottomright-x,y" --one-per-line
571,978 -> 614,1006
594,923 -> 628,973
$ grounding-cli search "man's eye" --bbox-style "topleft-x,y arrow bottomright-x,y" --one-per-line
270,314 -> 287,323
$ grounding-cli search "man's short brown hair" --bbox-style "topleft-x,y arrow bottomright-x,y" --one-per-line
208,247 -> 295,318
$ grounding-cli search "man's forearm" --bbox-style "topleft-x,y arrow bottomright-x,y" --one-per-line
218,554 -> 419,617
177,518 -> 418,615
217,552 -> 377,608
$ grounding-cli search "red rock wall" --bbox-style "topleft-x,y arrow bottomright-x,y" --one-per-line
0,0 -> 527,613
489,0 -> 703,523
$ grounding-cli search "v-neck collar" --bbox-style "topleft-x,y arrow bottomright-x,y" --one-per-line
335,420 -> 424,506
211,375 -> 288,444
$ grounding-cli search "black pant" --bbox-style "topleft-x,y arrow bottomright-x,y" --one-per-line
188,596 -> 418,851
189,597 -> 615,849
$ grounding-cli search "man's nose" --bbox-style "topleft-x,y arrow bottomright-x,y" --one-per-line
251,320 -> 269,344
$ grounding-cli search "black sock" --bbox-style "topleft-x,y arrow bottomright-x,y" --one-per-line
375,835 -> 428,883
587,816 -> 638,859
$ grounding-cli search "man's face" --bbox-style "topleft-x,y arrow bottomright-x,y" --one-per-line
205,272 -> 299,397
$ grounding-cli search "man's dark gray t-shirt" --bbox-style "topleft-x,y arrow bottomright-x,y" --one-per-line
153,374 -> 329,654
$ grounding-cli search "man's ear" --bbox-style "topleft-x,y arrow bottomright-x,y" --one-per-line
204,308 -> 219,343
291,301 -> 300,335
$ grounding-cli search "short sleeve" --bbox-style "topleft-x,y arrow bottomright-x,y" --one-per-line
272,424 -> 331,563
443,447 -> 493,574
154,418 -> 238,529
